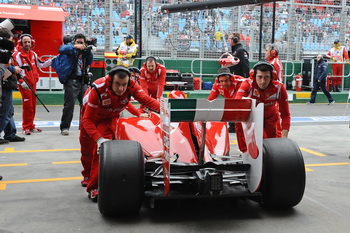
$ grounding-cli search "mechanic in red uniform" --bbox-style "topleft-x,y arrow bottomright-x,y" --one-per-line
265,44 -> 284,83
139,56 -> 166,100
12,34 -> 52,135
79,99 -> 143,188
208,67 -> 247,152
265,44 -> 285,137
80,66 -> 145,188
236,62 -> 290,140
326,39 -> 350,92
80,66 -> 160,201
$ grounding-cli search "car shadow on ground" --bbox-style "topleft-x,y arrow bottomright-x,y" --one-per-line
100,198 -> 297,224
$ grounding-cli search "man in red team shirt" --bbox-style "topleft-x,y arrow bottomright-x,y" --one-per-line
139,56 -> 167,100
265,44 -> 284,82
207,67 -> 246,152
236,62 -> 290,140
80,66 -> 160,202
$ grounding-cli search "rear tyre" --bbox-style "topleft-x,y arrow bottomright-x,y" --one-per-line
261,138 -> 305,208
98,140 -> 144,216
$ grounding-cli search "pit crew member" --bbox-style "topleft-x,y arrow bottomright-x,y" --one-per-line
80,66 -> 160,201
207,67 -> 246,152
12,34 -> 52,135
139,56 -> 166,100
236,62 -> 290,139
265,44 -> 284,82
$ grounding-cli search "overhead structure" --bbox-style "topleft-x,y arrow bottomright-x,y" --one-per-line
161,0 -> 280,13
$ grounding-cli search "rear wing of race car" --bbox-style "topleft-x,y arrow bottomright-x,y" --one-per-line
160,98 -> 264,195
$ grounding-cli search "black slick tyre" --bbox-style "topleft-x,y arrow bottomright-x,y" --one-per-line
260,138 -> 305,209
98,140 -> 144,216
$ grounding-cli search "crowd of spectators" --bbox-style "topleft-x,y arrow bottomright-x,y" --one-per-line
1,0 -> 350,55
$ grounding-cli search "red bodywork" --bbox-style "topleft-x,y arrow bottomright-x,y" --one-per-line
115,113 -> 230,163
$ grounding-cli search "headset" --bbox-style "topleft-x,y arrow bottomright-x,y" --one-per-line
128,66 -> 141,74
231,32 -> 240,44
108,65 -> 132,86
252,61 -> 275,79
215,67 -> 232,83
269,44 -> 278,58
17,34 -> 35,48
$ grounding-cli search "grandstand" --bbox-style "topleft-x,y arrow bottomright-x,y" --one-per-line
1,0 -> 349,61
0,0 -> 348,63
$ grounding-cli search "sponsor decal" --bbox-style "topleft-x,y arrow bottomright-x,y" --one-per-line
121,98 -> 128,104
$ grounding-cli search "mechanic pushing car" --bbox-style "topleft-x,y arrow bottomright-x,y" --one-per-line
79,66 -> 160,202
207,67 -> 247,152
236,62 -> 290,140
139,56 -> 167,100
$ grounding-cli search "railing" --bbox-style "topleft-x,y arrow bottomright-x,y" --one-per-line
310,60 -> 350,92
282,60 -> 296,86
38,55 -> 56,92
190,58 -> 219,78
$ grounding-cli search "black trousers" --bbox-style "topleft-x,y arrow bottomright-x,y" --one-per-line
60,78 -> 87,130
310,80 -> 333,103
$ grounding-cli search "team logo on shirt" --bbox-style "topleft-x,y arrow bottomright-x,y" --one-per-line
102,99 -> 111,106
252,89 -> 260,97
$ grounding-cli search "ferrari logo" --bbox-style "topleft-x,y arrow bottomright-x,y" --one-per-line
102,99 -> 111,106
253,89 -> 260,97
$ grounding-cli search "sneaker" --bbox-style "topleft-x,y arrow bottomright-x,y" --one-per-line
88,189 -> 98,202
306,102 -> 315,105
8,135 -> 26,142
81,177 -> 89,187
61,129 -> 69,136
0,175 -> 2,180
0,138 -> 9,145
23,129 -> 31,135
328,100 -> 335,105
30,128 -> 42,133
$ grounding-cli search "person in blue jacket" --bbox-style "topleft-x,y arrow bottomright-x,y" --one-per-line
59,33 -> 93,135
308,54 -> 335,105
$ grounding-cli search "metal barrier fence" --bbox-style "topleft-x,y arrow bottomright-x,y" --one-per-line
4,0 -> 349,61
310,60 -> 350,91
7,0 -> 350,85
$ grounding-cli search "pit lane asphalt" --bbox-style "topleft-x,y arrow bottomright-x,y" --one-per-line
1,103 -> 350,233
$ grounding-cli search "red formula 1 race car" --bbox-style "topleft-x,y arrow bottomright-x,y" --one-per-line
97,95 -> 305,216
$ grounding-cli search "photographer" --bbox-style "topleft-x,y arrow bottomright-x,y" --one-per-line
58,33 -> 93,136
0,27 -> 25,144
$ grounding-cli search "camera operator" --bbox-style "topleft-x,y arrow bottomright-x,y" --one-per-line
12,34 -> 52,135
58,33 -> 93,136
0,27 -> 25,144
